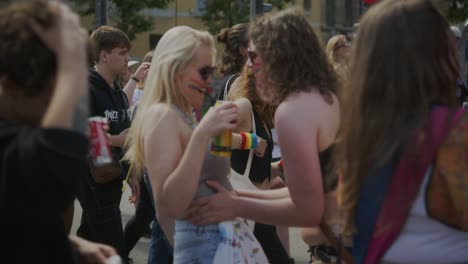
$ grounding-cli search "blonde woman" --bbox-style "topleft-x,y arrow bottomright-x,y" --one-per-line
325,34 -> 351,81
124,26 -> 267,263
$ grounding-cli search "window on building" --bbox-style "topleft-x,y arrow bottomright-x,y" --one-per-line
196,0 -> 207,15
303,0 -> 311,12
149,34 -> 163,50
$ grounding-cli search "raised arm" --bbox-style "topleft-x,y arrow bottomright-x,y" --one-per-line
31,4 -> 88,134
123,62 -> 150,106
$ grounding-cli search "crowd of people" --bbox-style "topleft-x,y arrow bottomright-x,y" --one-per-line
0,0 -> 467,264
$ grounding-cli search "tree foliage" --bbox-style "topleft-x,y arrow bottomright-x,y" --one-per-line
201,0 -> 291,34
445,0 -> 468,24
69,0 -> 170,40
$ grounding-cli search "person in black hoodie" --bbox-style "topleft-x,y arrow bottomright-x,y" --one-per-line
76,25 -> 133,260
0,1 -> 118,263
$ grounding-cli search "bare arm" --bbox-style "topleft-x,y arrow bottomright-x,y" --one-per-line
230,98 -> 267,156
245,100 -> 324,226
122,78 -> 138,108
235,187 -> 289,200
232,98 -> 252,133
190,96 -> 326,227
123,62 -> 150,107
33,4 -> 88,133
146,103 -> 238,218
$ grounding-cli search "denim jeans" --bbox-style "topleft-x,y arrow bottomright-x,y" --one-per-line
173,220 -> 219,264
77,175 -> 126,256
144,174 -> 174,264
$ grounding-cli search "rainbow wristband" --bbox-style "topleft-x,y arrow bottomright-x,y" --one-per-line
240,132 -> 247,150
251,133 -> 258,149
245,133 -> 252,149
240,132 -> 258,150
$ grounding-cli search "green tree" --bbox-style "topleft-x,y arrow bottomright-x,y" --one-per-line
201,0 -> 291,34
445,0 -> 468,23
70,0 -> 170,40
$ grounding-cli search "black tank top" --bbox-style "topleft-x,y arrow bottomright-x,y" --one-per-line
230,106 -> 273,184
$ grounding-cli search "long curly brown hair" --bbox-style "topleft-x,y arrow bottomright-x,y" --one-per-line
337,0 -> 458,234
249,8 -> 338,105
230,65 -> 275,128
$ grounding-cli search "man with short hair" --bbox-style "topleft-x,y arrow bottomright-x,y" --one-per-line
0,1 -> 118,263
77,25 -> 133,260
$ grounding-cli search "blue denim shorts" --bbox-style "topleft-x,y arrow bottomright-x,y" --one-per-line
173,220 -> 219,264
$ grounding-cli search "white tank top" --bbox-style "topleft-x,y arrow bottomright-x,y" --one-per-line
381,167 -> 468,264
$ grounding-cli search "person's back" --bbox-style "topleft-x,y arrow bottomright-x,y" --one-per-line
0,123 -> 89,263
338,0 -> 468,263
0,1 -> 117,263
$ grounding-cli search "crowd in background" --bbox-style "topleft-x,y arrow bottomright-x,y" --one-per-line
0,0 -> 467,264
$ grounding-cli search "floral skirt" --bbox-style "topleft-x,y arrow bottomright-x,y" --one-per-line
174,219 -> 269,264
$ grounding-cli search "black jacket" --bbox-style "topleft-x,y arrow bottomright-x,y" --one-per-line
89,70 -> 130,136
89,70 -> 130,159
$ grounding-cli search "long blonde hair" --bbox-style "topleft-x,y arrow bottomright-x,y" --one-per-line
326,34 -> 347,66
123,26 -> 215,173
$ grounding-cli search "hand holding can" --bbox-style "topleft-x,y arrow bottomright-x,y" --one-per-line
89,117 -> 113,167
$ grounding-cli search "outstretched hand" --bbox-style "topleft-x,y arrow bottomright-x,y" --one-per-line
185,180 -> 238,225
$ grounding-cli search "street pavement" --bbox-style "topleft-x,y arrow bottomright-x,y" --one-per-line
71,186 -> 310,264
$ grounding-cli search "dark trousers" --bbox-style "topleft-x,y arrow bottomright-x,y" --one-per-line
254,222 -> 290,264
123,178 -> 155,257
77,176 -> 126,257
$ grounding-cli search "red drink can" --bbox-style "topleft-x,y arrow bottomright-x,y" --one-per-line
88,117 -> 113,167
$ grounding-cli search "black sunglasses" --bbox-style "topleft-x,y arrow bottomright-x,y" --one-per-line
198,66 -> 215,81
247,49 -> 258,62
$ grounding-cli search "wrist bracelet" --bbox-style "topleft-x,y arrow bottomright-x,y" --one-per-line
130,74 -> 140,83
240,132 -> 247,150
239,132 -> 259,150
251,133 -> 258,149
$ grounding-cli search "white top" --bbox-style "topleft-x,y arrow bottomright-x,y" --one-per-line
271,128 -> 281,159
132,88 -> 144,106
381,167 -> 468,264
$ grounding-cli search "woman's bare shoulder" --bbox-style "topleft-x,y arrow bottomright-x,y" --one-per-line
141,103 -> 184,135
276,90 -> 339,120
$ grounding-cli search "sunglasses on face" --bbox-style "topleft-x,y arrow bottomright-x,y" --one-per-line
247,49 -> 258,62
198,66 -> 215,81
334,41 -> 351,50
